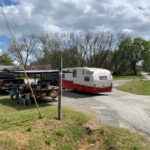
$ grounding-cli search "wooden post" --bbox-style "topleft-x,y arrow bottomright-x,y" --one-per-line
34,74 -> 36,84
58,58 -> 63,120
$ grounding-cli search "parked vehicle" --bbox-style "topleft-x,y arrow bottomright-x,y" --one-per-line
37,73 -> 59,86
62,67 -> 113,94
0,73 -> 24,91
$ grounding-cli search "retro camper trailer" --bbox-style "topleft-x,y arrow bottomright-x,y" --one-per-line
62,67 -> 113,94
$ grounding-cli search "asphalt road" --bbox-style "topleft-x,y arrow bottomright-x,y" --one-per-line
62,80 -> 150,138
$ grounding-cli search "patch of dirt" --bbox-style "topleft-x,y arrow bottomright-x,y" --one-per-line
78,142 -> 93,150
79,141 -> 100,150
83,120 -> 101,132
0,130 -> 30,144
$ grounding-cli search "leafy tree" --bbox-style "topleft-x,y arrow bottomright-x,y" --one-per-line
142,41 -> 150,71
0,54 -> 14,66
62,47 -> 82,68
118,37 -> 149,75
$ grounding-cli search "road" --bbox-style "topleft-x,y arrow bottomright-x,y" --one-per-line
62,80 -> 150,138
142,72 -> 150,80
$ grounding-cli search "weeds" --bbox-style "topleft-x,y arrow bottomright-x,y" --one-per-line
43,129 -> 48,136
88,136 -> 96,143
71,125 -> 85,141
56,130 -> 64,136
45,137 -> 52,145
107,135 -> 114,145
100,128 -> 104,135
60,144 -> 73,150
17,122 -> 23,126
133,146 -> 138,150
27,126 -> 32,132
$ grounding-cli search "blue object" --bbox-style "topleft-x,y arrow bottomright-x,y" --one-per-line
9,88 -> 20,103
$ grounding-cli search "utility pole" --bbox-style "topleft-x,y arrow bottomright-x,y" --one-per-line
58,58 -> 63,120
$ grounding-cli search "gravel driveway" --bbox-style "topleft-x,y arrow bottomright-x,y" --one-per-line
62,80 -> 150,138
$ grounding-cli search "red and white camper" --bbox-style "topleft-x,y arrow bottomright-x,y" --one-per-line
62,67 -> 113,94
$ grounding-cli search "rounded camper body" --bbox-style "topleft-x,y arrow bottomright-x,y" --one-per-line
62,67 -> 112,94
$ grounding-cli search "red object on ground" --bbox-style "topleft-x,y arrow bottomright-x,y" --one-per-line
2,80 -> 5,86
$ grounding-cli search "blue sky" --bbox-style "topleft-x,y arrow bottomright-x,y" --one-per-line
0,0 -> 19,6
0,36 -> 10,50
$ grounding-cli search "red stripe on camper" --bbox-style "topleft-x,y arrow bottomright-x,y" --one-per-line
62,80 -> 112,94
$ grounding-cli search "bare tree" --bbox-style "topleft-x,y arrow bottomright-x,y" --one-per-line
73,31 -> 114,67
38,32 -> 62,68
7,35 -> 39,68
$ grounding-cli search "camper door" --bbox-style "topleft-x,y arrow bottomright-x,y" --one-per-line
84,71 -> 93,87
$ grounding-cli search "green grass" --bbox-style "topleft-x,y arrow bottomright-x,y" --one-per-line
0,95 -> 150,150
26,126 -> 32,132
116,80 -> 150,95
113,75 -> 146,80
45,137 -> 53,145
56,130 -> 64,136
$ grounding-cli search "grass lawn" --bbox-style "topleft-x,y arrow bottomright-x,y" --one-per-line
0,95 -> 150,150
113,75 -> 146,80
116,80 -> 150,95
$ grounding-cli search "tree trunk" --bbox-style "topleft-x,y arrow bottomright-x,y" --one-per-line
132,62 -> 137,75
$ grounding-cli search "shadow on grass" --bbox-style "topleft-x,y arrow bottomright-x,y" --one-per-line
0,90 -> 9,96
0,97 -> 57,111
63,90 -> 108,99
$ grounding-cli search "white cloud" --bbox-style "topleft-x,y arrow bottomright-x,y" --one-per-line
0,49 -> 3,55
84,4 -> 91,13
43,23 -> 61,33
22,51 -> 35,60
122,28 -> 133,34
0,0 -> 150,40
13,60 -> 20,66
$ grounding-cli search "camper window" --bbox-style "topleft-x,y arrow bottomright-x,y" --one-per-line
73,70 -> 77,77
62,74 -> 65,79
99,76 -> 107,80
84,76 -> 90,82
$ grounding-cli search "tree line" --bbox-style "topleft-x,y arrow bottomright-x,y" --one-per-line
5,31 -> 150,75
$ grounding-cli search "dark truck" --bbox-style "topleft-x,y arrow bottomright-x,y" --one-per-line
0,73 -> 24,91
37,73 -> 59,86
